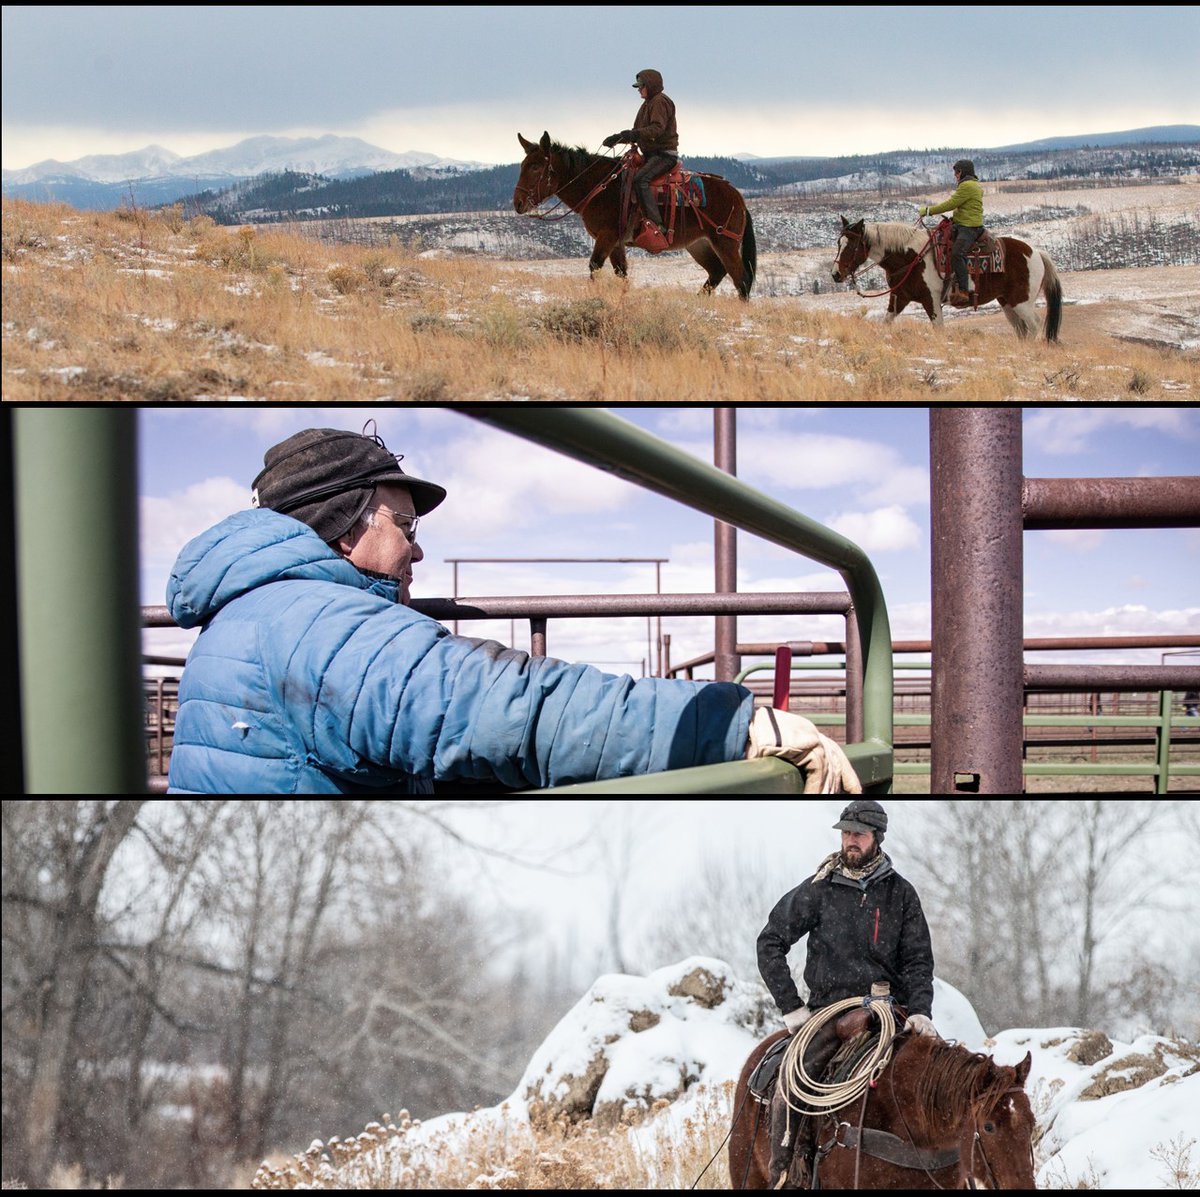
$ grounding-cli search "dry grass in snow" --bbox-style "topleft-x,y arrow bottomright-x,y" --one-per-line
3,195 -> 1197,402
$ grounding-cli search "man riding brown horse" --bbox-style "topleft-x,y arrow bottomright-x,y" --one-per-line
756,800 -> 937,1188
603,68 -> 679,243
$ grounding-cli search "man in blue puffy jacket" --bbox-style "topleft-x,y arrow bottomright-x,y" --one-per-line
166,425 -> 860,794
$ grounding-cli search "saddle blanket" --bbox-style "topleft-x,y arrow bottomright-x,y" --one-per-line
935,228 -> 1005,277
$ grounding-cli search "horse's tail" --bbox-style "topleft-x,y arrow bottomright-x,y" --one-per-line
739,209 -> 757,300
1040,252 -> 1062,342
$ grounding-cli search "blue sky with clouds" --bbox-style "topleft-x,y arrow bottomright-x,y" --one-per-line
5,6 -> 1198,169
139,405 -> 1200,674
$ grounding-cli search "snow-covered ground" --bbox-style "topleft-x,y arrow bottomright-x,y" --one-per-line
265,957 -> 1199,1190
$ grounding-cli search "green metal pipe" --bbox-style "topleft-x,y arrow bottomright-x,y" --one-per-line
896,763 -> 1189,778
465,407 -> 894,756
15,410 -> 144,793
1157,690 -> 1173,795
519,755 -> 806,794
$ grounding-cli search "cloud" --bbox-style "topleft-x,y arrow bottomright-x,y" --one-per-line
1042,528 -> 1107,552
431,425 -> 640,545
824,505 -> 922,552
141,476 -> 246,571
668,429 -> 929,510
1023,409 -> 1198,455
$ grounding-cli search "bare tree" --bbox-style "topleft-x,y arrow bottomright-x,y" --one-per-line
902,799 -> 1187,1034
639,848 -> 800,984
4,800 -> 146,1184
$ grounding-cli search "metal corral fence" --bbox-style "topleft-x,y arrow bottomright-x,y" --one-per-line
141,399 -> 900,796
11,407 -> 1198,795
927,410 -> 1199,792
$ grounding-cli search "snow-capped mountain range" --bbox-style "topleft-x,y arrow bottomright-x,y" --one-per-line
2,134 -> 485,186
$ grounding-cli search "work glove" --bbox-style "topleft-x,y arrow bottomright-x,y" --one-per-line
784,1006 -> 814,1034
602,133 -> 622,148
907,1014 -> 939,1038
918,206 -> 929,217
745,707 -> 862,794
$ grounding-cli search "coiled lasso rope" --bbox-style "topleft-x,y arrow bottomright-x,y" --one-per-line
776,991 -> 899,1147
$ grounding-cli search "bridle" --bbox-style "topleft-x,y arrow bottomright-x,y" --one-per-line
885,1059 -> 1028,1191
836,222 -> 938,299
965,1088 -> 1030,1191
835,227 -> 871,285
515,150 -> 623,222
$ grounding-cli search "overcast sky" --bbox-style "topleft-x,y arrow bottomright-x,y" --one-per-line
4,6 -> 1199,170
139,405 -> 1200,679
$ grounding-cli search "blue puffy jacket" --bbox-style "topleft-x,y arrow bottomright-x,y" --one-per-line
166,509 -> 754,794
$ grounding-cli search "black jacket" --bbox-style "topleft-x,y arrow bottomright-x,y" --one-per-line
757,854 -> 935,1019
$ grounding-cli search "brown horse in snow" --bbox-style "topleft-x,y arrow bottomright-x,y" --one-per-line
832,217 -> 1063,340
729,1029 -> 1037,1189
513,131 -> 757,299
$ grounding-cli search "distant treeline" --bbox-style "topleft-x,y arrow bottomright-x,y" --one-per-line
177,141 -> 1200,225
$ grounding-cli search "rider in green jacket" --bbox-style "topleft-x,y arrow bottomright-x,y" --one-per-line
920,159 -> 984,304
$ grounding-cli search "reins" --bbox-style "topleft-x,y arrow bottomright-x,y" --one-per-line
844,220 -> 937,298
517,149 -> 624,222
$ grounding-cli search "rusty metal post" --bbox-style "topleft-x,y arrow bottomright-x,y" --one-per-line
845,610 -> 864,744
655,560 -> 663,677
156,677 -> 165,776
1024,477 -> 1200,529
714,408 -> 739,682
530,617 -> 547,658
930,409 -> 1025,794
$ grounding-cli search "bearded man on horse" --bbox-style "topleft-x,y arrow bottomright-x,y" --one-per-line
756,799 -> 937,1188
603,68 -> 679,241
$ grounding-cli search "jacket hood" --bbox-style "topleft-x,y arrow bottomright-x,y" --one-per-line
635,68 -> 664,96
167,508 -> 398,628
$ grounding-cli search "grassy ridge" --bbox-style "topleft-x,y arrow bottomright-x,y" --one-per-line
4,198 -> 1196,401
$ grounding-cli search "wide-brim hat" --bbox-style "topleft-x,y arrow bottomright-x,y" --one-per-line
251,424 -> 446,542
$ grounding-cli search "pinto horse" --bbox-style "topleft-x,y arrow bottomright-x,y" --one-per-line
729,1029 -> 1037,1190
513,131 -> 757,299
832,217 -> 1063,341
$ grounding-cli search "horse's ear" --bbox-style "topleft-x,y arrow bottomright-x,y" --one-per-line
540,131 -> 552,152
1015,1051 -> 1032,1087
840,216 -> 849,229
518,133 -> 537,154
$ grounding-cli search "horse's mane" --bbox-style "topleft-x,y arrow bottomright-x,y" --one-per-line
910,1038 -> 1017,1129
867,222 -> 923,255
548,141 -> 607,178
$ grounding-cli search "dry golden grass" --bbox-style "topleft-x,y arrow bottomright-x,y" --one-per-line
249,1087 -> 736,1190
3,197 -> 1196,401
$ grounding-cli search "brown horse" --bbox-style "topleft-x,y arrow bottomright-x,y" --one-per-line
729,1029 -> 1037,1190
513,131 -> 757,299
832,217 -> 1063,341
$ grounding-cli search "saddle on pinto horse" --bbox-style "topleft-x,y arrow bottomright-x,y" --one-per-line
619,151 -> 708,253
931,217 -> 1005,306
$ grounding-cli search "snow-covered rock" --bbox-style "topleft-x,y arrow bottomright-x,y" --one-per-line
984,1026 -> 1200,1188
517,956 -> 771,1127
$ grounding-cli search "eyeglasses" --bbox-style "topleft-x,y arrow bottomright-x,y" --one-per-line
366,508 -> 419,542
